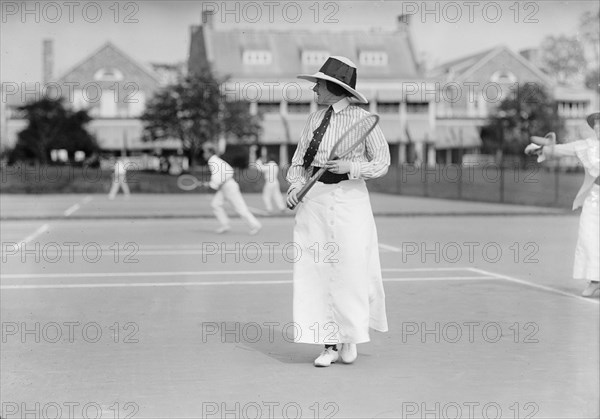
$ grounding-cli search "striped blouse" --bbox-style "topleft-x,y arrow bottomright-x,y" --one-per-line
286,97 -> 390,191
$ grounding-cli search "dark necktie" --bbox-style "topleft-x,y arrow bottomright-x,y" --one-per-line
303,106 -> 333,169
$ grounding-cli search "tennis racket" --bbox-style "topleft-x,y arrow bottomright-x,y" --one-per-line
177,174 -> 209,191
288,114 -> 380,210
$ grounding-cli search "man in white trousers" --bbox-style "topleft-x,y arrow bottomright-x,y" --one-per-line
202,143 -> 262,235
255,154 -> 286,213
108,157 -> 131,200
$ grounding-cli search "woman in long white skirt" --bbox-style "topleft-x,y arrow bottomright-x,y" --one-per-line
287,56 -> 389,367
526,112 -> 600,297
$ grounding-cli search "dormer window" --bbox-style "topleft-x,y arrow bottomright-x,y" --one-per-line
490,70 -> 517,84
243,50 -> 272,65
359,51 -> 388,66
94,68 -> 124,81
302,50 -> 330,66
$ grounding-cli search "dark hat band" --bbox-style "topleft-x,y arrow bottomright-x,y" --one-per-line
587,112 -> 600,129
319,58 -> 357,89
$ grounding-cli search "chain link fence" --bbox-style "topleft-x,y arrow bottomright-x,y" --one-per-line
368,162 -> 584,209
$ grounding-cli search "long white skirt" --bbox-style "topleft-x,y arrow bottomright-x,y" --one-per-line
574,184 -> 599,282
292,179 -> 388,345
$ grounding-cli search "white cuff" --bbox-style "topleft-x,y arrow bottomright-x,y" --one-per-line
349,162 -> 362,179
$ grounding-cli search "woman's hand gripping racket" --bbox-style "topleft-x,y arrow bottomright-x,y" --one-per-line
525,132 -> 556,158
177,174 -> 210,191
288,114 -> 380,210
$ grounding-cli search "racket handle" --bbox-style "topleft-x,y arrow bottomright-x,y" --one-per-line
287,168 -> 326,210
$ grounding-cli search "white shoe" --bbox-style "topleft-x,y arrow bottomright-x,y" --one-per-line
215,226 -> 230,234
582,281 -> 600,297
314,347 -> 339,367
249,225 -> 262,235
339,343 -> 357,364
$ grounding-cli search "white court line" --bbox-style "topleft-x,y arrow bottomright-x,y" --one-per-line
385,276 -> 494,282
0,275 -> 496,290
1,269 -> 291,280
384,267 -> 477,272
378,243 -> 402,252
63,204 -> 80,217
11,243 -> 402,257
48,243 -> 402,252
63,195 -> 93,217
2,280 -> 293,290
13,224 -> 49,252
0,267 -> 480,280
468,267 -> 599,305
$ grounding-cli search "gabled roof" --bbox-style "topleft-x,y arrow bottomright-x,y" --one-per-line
428,45 -> 554,86
56,41 -> 160,85
191,28 -> 421,80
428,47 -> 494,79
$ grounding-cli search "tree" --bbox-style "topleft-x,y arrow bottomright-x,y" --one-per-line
539,35 -> 587,85
584,70 -> 600,92
579,8 -> 600,91
141,70 -> 262,165
223,100 -> 262,141
482,83 -> 563,157
9,97 -> 98,164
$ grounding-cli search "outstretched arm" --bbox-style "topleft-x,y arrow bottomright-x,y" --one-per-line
526,137 -> 583,162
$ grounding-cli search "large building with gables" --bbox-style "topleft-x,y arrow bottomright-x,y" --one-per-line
2,19 -> 596,170
2,41 -> 184,161
188,12 -> 448,166
429,45 -> 598,163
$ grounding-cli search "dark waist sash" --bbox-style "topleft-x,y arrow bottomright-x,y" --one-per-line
312,167 -> 349,184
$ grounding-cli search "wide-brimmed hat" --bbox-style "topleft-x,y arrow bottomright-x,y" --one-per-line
297,56 -> 368,104
586,112 -> 600,129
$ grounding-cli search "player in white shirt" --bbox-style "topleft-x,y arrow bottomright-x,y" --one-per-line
202,143 -> 262,235
255,154 -> 286,213
526,112 -> 600,297
108,157 -> 131,200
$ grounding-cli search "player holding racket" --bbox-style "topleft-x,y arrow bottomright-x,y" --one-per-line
286,56 -> 390,367
202,143 -> 262,235
525,113 -> 600,298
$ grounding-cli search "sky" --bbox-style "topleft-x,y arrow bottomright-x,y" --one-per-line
1,0 -> 598,84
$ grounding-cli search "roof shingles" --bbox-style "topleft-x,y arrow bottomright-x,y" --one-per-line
197,29 -> 420,80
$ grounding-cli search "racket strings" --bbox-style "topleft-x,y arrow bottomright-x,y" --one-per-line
334,116 -> 379,159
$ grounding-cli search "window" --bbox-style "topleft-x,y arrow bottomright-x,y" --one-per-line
243,50 -> 272,65
359,51 -> 388,66
72,89 -> 88,110
406,102 -> 429,113
302,50 -> 330,66
100,89 -> 117,117
490,70 -> 517,84
94,68 -> 124,81
257,102 -> 280,114
287,102 -> 311,114
558,101 -> 588,118
377,102 -> 400,114
128,91 -> 146,117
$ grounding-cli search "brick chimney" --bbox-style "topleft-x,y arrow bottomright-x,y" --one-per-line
520,48 -> 540,65
43,39 -> 54,83
202,10 -> 214,28
397,14 -> 411,33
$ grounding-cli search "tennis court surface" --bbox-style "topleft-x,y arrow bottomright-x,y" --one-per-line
1,193 -> 598,418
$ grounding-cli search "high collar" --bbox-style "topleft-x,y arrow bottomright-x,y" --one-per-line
332,97 -> 351,114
